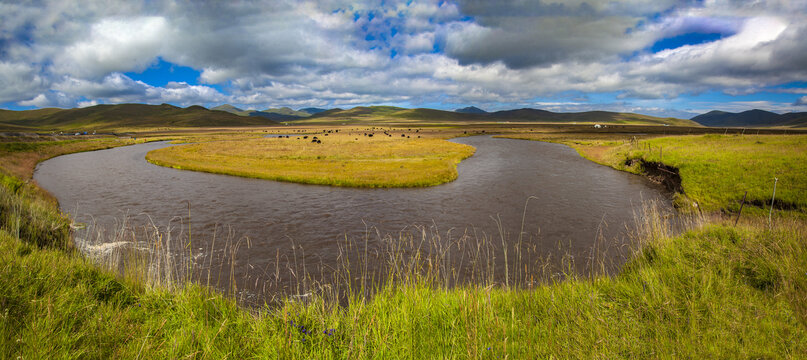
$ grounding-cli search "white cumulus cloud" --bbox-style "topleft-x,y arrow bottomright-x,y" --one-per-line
0,0 -> 805,113
54,16 -> 171,78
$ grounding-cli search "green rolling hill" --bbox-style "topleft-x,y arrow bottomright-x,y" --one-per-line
299,107 -> 328,114
455,106 -> 488,114
210,104 -> 251,116
691,109 -> 807,128
0,104 -> 278,131
211,104 -> 313,121
295,106 -> 698,126
0,103 -> 703,131
260,107 -> 311,117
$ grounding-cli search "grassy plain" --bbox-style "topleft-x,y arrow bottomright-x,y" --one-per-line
618,135 -> 807,216
0,137 -> 146,181
502,133 -> 807,217
146,131 -> 476,187
1,125 -> 806,357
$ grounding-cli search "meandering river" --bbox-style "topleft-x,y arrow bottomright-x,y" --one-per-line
34,136 -> 672,299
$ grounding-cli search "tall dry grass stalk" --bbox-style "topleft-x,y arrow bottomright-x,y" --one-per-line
629,198 -> 705,253
67,198 -> 697,308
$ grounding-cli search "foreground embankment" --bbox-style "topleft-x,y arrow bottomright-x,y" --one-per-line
1,131 -> 806,358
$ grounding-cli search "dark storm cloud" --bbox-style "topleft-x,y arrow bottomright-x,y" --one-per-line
443,0 -> 675,68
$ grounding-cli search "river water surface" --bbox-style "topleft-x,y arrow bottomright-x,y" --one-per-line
34,136 -> 671,297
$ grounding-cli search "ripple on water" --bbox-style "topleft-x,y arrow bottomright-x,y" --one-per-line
34,136 -> 673,291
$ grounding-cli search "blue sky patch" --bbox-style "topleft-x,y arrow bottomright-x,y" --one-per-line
124,58 -> 202,87
650,32 -> 724,53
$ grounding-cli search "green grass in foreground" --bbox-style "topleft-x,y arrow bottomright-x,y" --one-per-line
146,133 -> 475,187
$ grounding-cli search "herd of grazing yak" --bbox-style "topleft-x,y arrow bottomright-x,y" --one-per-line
273,127 -> 426,144
268,127 -> 493,145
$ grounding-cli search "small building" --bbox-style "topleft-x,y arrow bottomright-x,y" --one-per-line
594,124 -> 602,129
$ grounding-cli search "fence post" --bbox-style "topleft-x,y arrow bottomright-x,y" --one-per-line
769,178 -> 778,230
734,191 -> 747,227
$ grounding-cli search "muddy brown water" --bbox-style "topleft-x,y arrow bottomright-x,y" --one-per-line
34,136 -> 672,300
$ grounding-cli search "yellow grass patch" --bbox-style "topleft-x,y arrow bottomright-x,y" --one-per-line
146,132 -> 475,187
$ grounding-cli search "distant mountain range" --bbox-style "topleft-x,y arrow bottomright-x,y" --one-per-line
279,105 -> 698,126
15,103 -> 807,131
207,104 -> 807,129
299,107 -> 328,114
455,106 -> 487,114
211,104 -> 327,121
0,103 -> 277,131
209,104 -> 807,128
690,109 -> 807,127
208,104 -> 696,126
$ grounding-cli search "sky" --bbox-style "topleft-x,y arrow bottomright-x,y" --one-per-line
2,0 -> 807,119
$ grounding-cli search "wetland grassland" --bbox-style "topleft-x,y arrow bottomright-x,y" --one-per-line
502,133 -> 807,217
146,131 -> 476,187
1,125 -> 807,358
